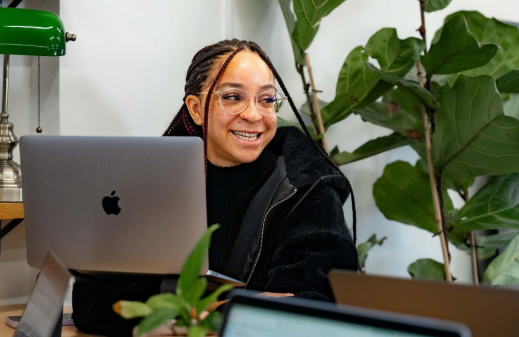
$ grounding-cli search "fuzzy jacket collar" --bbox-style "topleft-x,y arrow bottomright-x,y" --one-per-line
266,126 -> 351,203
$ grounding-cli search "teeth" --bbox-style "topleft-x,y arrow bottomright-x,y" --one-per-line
232,131 -> 259,141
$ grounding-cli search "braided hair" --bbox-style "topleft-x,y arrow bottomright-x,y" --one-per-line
162,39 -> 357,245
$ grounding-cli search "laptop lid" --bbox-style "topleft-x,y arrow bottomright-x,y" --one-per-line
329,269 -> 519,337
219,291 -> 471,337
20,136 -> 208,275
14,252 -> 71,337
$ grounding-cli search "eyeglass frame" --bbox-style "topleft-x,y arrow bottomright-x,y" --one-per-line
197,88 -> 287,117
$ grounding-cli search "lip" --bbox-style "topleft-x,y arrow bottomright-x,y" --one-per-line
230,130 -> 264,146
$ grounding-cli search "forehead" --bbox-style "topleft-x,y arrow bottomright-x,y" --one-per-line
217,51 -> 274,87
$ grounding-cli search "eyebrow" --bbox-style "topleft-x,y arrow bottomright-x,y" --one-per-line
216,82 -> 276,91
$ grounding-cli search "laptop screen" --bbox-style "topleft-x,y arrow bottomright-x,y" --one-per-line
14,252 -> 71,337
223,304 -> 434,337
220,293 -> 470,337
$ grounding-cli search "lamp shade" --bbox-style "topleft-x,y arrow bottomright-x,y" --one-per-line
0,7 -> 66,56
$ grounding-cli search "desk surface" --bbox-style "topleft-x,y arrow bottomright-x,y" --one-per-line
0,304 -> 96,337
0,305 -> 212,337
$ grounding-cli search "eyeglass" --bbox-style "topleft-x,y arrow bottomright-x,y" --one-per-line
198,88 -> 287,117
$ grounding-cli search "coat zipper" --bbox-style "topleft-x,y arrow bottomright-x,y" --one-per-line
244,187 -> 297,289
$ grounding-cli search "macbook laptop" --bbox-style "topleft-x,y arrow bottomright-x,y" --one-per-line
219,291 -> 471,337
20,136 -> 243,286
12,252 -> 71,337
329,269 -> 519,337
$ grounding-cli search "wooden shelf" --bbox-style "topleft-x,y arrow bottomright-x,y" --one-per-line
0,203 -> 23,220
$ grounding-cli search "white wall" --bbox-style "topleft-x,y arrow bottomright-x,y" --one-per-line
1,0 -> 518,305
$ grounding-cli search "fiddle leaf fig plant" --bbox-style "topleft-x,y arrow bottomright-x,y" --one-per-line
113,224 -> 233,337
279,0 -> 519,284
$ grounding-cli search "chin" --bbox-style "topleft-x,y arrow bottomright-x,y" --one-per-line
233,150 -> 263,164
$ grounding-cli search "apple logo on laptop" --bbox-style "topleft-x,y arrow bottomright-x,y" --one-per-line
102,191 -> 121,215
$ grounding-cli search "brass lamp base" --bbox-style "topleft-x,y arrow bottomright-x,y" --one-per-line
0,160 -> 22,202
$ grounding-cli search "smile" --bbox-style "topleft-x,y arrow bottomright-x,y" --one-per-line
231,130 -> 261,141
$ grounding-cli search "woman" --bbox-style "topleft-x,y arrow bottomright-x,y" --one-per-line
73,39 -> 358,336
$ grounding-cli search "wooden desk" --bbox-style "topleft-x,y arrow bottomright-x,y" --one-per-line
0,304 -> 97,337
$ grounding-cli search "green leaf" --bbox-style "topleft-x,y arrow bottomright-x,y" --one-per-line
437,11 -> 519,78
424,0 -> 452,13
355,102 -> 422,136
365,28 -> 424,77
357,234 -> 387,268
277,117 -> 323,140
421,15 -> 498,75
195,283 -> 233,316
188,326 -> 209,337
177,224 -> 219,303
448,227 -> 499,260
373,161 -> 453,233
476,230 -> 519,259
321,46 -> 390,127
354,83 -> 426,136
323,29 -> 423,127
278,0 -> 306,65
483,233 -> 519,285
497,70 -> 519,94
291,0 -> 346,51
383,86 -> 424,122
408,259 -> 454,281
200,311 -> 224,332
365,63 -> 439,109
136,308 -> 179,336
333,133 -> 412,165
432,75 -> 519,178
113,301 -> 152,319
479,230 -> 519,249
145,293 -> 181,310
416,160 -> 474,192
183,277 -> 207,308
452,174 -> 519,231
505,94 -> 519,118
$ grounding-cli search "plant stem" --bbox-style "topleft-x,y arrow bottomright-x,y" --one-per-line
418,1 -> 436,131
296,63 -> 318,130
417,59 -> 453,282
461,189 -> 480,285
304,53 -> 328,152
418,1 -> 428,55
436,169 -> 451,262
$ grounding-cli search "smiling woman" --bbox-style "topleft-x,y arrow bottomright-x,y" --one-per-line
71,39 -> 359,336
187,51 -> 280,167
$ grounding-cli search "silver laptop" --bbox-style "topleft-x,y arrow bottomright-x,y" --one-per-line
329,269 -> 519,337
13,252 -> 71,337
20,136 -> 243,285
220,290 -> 471,337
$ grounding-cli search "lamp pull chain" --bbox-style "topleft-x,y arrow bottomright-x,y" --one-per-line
36,56 -> 42,133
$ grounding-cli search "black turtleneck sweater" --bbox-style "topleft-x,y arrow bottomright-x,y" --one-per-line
206,150 -> 278,274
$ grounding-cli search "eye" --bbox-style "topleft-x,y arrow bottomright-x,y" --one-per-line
222,93 -> 243,101
259,93 -> 276,104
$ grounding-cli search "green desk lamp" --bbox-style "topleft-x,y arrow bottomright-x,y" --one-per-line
0,7 -> 75,201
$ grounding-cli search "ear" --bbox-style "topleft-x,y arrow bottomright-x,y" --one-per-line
185,94 -> 203,126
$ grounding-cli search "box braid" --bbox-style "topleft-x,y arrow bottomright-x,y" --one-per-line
162,39 -> 356,245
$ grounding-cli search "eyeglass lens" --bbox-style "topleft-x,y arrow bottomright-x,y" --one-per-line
219,88 -> 283,116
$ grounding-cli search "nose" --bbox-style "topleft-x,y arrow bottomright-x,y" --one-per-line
239,95 -> 262,122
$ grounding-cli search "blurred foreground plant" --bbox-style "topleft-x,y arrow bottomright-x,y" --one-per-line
113,224 -> 233,337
